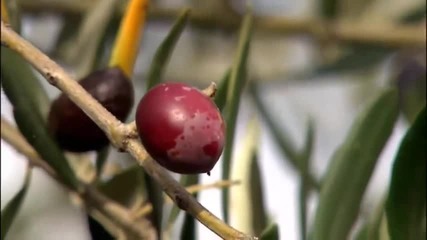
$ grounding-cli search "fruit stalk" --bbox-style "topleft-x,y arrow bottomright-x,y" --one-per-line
1,21 -> 257,240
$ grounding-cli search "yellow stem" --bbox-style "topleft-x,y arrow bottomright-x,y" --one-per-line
109,0 -> 149,78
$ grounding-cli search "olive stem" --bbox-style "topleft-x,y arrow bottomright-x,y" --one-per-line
132,179 -> 241,218
18,1 -> 426,48
1,21 -> 257,240
201,81 -> 217,98
0,117 -> 156,240
123,121 -> 139,138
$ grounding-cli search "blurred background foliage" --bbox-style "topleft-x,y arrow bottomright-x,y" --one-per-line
1,0 -> 425,239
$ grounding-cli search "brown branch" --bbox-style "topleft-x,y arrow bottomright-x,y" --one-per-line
0,117 -> 156,239
1,21 -> 256,240
132,180 -> 241,218
18,1 -> 426,48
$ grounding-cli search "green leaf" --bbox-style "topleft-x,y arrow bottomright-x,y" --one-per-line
249,81 -> 320,190
95,146 -> 111,180
312,88 -> 399,240
386,106 -> 426,240
61,0 -> 119,78
98,166 -> 145,207
1,47 -> 50,120
1,166 -> 32,240
2,48 -> 79,190
146,9 -> 191,89
221,8 -> 254,223
178,175 -> 199,240
354,197 -> 388,240
299,118 -> 315,240
400,3 -> 426,23
214,69 -> 231,112
320,0 -> 339,19
143,174 -> 163,239
166,174 -> 199,231
180,212 -> 196,240
229,117 -> 266,235
260,223 -> 280,240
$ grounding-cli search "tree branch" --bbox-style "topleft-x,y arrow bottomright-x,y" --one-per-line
0,117 -> 155,239
1,21 -> 256,240
18,1 -> 426,48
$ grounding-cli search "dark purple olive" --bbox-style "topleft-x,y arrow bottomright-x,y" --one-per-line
48,67 -> 134,152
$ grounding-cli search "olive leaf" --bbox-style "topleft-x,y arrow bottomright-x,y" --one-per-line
98,165 -> 145,208
312,88 -> 399,240
221,8 -> 253,222
249,81 -> 320,190
386,106 -> 426,240
1,47 -> 50,120
146,8 -> 191,89
1,166 -> 32,240
299,118 -> 315,240
165,174 -> 199,233
61,0 -> 119,78
178,175 -> 199,240
229,117 -> 266,235
260,223 -> 280,240
2,48 -> 79,190
214,68 -> 231,112
95,146 -> 111,180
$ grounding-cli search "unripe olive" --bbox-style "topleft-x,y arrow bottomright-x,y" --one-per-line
48,67 -> 134,152
135,82 -> 226,174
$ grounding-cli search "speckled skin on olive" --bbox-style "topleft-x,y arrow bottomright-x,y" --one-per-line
48,67 -> 134,152
136,82 -> 226,174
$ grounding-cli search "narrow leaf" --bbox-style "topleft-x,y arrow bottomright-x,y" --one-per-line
214,68 -> 231,112
166,174 -> 198,231
320,0 -> 339,19
180,212 -> 196,240
142,10 -> 191,230
143,174 -> 163,239
2,48 -> 79,190
354,197 -> 388,240
95,146 -> 111,179
299,118 -> 315,240
1,47 -> 50,120
229,117 -> 266,235
98,166 -> 145,208
62,0 -> 119,78
221,8 -> 254,222
249,81 -> 320,190
178,175 -> 199,240
386,106 -> 426,240
1,166 -> 32,240
260,223 -> 280,240
312,88 -> 399,240
146,8 -> 190,89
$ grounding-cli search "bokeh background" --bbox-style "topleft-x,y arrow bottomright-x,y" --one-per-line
1,0 -> 425,239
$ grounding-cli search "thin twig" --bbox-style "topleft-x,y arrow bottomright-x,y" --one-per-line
0,117 -> 156,239
19,1 -> 426,48
132,180 -> 241,217
1,21 -> 256,240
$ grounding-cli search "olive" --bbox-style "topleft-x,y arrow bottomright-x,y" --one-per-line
135,82 -> 226,174
48,67 -> 134,152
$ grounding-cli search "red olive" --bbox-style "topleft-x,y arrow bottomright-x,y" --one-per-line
135,82 -> 225,174
48,67 -> 134,152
